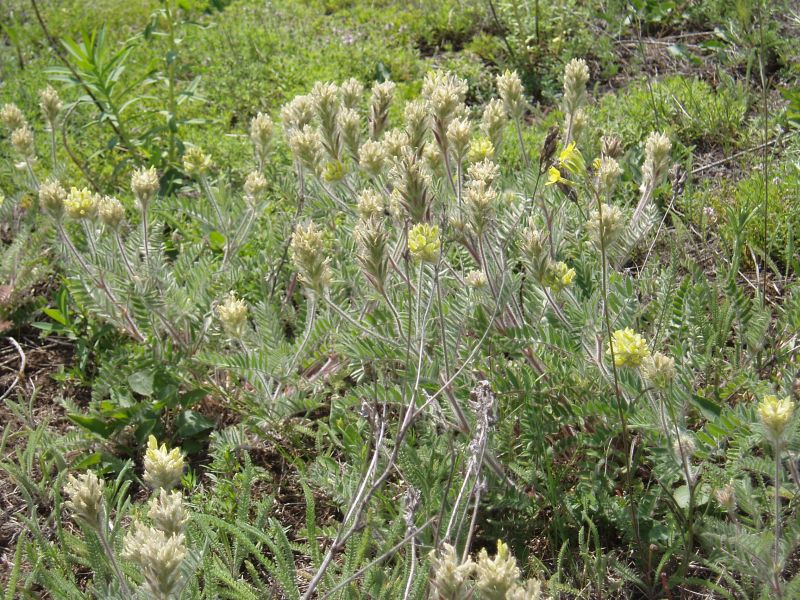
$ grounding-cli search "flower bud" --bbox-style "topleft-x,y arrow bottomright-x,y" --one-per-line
0,103 -> 26,130
640,132 -> 671,194
64,187 -> 98,220
357,189 -> 384,219
714,483 -> 736,512
474,540 -> 521,600
39,86 -> 62,126
183,146 -> 213,177
287,126 -> 323,170
39,179 -> 67,217
446,117 -> 472,163
143,435 -> 184,491
290,221 -> 331,295
122,524 -> 186,599
481,98 -> 507,153
607,328 -> 650,368
243,170 -> 267,198
97,195 -> 125,229
341,77 -> 364,109
355,217 -> 390,293
496,70 -> 526,120
563,58 -> 590,117
64,471 -> 105,529
429,543 -> 474,599
369,80 -> 395,139
639,351 -> 675,390
601,134 -> 623,159
216,292 -> 248,338
131,166 -> 159,205
587,203 -> 625,248
466,269 -> 488,289
281,94 -> 315,132
148,489 -> 189,537
11,125 -> 35,160
250,112 -> 273,161
407,222 -> 441,264
404,99 -> 430,150
672,431 -> 696,464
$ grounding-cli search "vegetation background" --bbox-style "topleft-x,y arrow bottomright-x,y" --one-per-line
1,0 -> 800,598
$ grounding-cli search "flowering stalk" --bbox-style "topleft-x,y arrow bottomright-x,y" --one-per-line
595,196 -> 645,571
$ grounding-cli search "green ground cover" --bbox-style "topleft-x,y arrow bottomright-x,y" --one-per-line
2,0 -> 800,598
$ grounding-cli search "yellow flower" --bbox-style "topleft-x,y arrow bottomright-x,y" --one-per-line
408,222 -> 441,263
543,261 -> 575,292
607,328 -> 651,368
546,166 -> 564,186
468,137 -> 495,162
64,187 -> 97,220
758,394 -> 794,440
558,140 -> 585,175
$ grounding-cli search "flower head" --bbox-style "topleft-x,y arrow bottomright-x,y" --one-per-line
131,166 -> 159,205
290,221 -> 331,295
183,147 -> 213,177
0,103 -> 26,130
357,189 -> 384,219
758,394 -> 795,441
143,435 -> 184,491
408,222 -> 441,264
122,524 -> 186,599
640,132 -> 671,194
496,70 -> 526,120
587,203 -> 625,248
466,269 -> 488,289
64,187 -> 97,220
40,86 -> 62,126
474,540 -> 521,600
244,170 -> 267,198
542,260 -> 575,292
11,125 -> 35,159
481,98 -> 507,152
563,58 -> 590,116
639,351 -> 675,389
468,137 -> 495,163
250,112 -> 274,161
358,139 -> 387,176
429,543 -> 474,599
97,195 -> 125,228
216,292 -> 248,338
63,471 -> 105,529
341,77 -> 364,109
39,179 -> 67,217
148,489 -> 189,537
607,328 -> 651,368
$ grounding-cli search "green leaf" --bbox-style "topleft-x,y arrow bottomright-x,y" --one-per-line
209,230 -> 226,251
68,414 -> 114,437
128,370 -> 154,397
174,410 -> 214,438
42,307 -> 68,326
